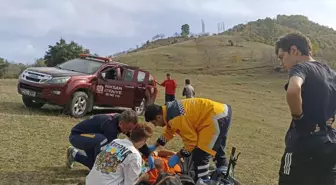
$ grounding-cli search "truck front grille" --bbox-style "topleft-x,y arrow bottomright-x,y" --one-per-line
21,70 -> 52,83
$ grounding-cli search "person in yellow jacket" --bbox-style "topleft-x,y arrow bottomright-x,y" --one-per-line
144,98 -> 233,182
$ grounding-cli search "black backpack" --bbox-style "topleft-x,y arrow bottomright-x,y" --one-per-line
154,154 -> 196,185
154,172 -> 195,185
154,172 -> 182,185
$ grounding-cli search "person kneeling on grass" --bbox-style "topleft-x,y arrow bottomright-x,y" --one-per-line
66,110 -> 152,170
144,98 -> 233,183
85,122 -> 153,185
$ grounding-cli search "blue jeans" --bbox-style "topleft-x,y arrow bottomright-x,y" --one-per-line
69,133 -> 108,169
165,94 -> 175,104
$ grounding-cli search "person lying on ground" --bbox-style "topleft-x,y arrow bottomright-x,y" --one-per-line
66,110 -> 152,170
144,98 -> 233,183
85,122 -> 153,185
137,149 -> 182,185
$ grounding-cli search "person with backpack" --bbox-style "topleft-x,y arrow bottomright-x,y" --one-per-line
144,98 -> 233,183
275,33 -> 336,184
66,110 -> 152,170
85,123 -> 154,185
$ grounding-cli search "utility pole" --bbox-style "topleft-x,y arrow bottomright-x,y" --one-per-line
217,22 -> 225,33
201,19 -> 205,33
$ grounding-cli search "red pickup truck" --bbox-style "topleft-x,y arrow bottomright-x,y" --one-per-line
17,54 -> 158,118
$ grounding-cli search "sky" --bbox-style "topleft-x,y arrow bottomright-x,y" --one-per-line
1,0 -> 336,64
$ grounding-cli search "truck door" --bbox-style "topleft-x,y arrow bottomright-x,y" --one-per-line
117,67 -> 137,108
134,69 -> 149,107
95,66 -> 124,107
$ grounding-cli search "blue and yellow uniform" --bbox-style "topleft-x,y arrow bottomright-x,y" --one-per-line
155,98 -> 232,179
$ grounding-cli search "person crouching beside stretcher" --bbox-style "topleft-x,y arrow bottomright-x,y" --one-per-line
144,98 -> 233,183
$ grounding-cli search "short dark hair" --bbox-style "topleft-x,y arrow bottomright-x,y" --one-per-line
166,73 -> 170,76
130,123 -> 153,142
144,104 -> 162,122
185,79 -> 190,84
275,32 -> 312,56
120,109 -> 138,124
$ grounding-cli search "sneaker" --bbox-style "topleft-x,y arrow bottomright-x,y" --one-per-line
196,178 -> 217,185
216,166 -> 228,175
66,146 -> 77,169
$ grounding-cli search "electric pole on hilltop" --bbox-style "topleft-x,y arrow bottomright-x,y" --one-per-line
201,19 -> 205,33
217,22 -> 225,33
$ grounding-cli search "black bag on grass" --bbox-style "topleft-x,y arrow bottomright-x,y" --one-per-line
154,154 -> 196,185
154,172 -> 183,185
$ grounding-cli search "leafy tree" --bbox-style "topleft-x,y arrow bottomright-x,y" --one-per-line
224,14 -> 336,53
33,58 -> 47,67
152,34 -> 165,41
44,38 -> 90,67
0,57 -> 9,78
181,24 -> 190,37
311,40 -> 319,56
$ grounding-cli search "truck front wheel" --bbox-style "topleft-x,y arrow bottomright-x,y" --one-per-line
22,96 -> 45,108
68,91 -> 89,118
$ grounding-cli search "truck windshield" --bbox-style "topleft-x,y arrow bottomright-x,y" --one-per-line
58,59 -> 104,74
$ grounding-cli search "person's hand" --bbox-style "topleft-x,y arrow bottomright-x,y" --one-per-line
147,155 -> 155,170
168,154 -> 180,168
148,145 -> 157,153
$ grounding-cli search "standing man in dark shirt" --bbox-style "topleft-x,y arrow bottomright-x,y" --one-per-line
66,110 -> 151,170
276,33 -> 336,184
160,73 -> 177,104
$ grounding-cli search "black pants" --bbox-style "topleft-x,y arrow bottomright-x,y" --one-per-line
165,94 -> 175,104
192,105 -> 232,180
69,133 -> 109,170
279,139 -> 336,185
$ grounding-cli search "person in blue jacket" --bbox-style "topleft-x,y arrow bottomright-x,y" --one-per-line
66,109 -> 152,170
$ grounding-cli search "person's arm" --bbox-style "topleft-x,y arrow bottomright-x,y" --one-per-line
173,80 -> 177,89
157,149 -> 177,157
116,68 -> 121,80
160,80 -> 166,87
156,125 -> 176,147
173,117 -> 198,158
138,144 -> 150,157
287,64 -> 307,117
182,87 -> 186,96
136,173 -> 149,185
123,156 -> 142,185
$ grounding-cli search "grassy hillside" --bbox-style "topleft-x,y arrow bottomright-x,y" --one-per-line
115,34 -> 278,75
114,14 -> 336,75
225,15 -> 336,58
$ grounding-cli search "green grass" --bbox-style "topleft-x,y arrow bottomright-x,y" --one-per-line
0,69 -> 290,185
0,34 -> 292,185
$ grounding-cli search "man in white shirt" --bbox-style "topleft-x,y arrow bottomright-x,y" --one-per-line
86,123 -> 153,185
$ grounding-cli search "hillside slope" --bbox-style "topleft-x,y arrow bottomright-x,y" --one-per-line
115,35 -> 277,75
225,15 -> 336,52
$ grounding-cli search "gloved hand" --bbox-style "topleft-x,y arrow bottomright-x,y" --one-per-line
147,155 -> 155,170
168,154 -> 180,168
147,145 -> 157,153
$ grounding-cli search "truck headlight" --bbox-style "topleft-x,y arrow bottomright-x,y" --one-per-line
46,77 -> 71,84
19,70 -> 27,79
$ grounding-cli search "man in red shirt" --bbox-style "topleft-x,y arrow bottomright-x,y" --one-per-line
160,73 -> 177,104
